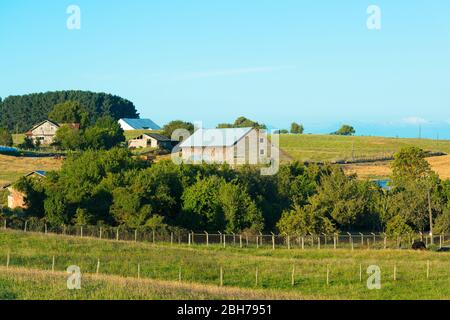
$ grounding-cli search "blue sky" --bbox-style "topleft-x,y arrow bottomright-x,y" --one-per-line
1,0 -> 449,138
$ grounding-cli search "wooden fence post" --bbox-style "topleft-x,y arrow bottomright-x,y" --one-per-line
218,231 -> 222,245
134,229 -> 138,242
271,233 -> 275,250
3,219 -> 6,230
393,264 -> 397,281
188,233 -> 191,246
116,228 -> 119,241
318,235 -> 321,249
255,267 -> 259,287
45,224 -> 48,234
137,264 -> 141,279
24,221 -> 27,232
52,256 -> 55,272
81,226 -> 83,238
170,232 -> 174,246
99,227 -> 102,239
287,235 -> 290,250
6,252 -> 10,269
333,234 -> 337,250
179,266 -> 182,282
256,235 -> 259,249
152,230 -> 156,244
240,235 -> 243,248
204,231 -> 209,246
96,259 -> 100,275
223,234 -> 226,248
440,235 -> 443,249
291,265 -> 295,286
347,233 -> 353,251
301,236 -> 304,250
359,232 -> 364,246
384,233 -> 387,249
326,265 -> 330,285
191,232 -> 194,245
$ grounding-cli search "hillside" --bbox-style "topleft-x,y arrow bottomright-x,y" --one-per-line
278,134 -> 450,163
0,91 -> 139,133
1,230 -> 450,299
0,154 -> 62,187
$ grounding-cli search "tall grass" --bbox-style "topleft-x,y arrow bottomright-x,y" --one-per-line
1,230 -> 450,299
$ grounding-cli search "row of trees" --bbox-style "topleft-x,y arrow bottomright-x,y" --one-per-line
0,91 -> 139,133
6,146 -> 450,236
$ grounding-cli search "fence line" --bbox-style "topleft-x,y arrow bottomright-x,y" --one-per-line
0,217 -> 449,250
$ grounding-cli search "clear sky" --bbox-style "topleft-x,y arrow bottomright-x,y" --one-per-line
1,0 -> 449,138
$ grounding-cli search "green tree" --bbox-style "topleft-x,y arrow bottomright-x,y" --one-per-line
181,176 -> 226,232
73,208 -> 93,226
306,168 -> 375,230
0,128 -> 13,146
110,187 -> 152,227
385,215 -> 413,237
162,120 -> 194,140
290,122 -> 304,134
83,116 -> 125,150
218,182 -> 264,233
53,126 -> 84,150
434,207 -> 450,234
277,204 -> 335,235
391,147 -> 432,185
48,101 -> 89,128
217,116 -> 266,129
332,125 -> 355,136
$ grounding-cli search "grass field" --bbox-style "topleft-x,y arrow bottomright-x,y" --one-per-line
278,134 -> 450,163
0,154 -> 63,187
1,229 -> 450,300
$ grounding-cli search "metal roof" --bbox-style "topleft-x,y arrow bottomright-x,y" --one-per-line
179,127 -> 253,148
120,118 -> 160,130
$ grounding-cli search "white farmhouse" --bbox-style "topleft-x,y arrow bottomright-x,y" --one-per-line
178,127 -> 268,165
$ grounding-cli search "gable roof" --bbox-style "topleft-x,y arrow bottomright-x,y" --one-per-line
120,118 -> 161,130
179,127 -> 253,148
28,120 -> 60,132
142,133 -> 172,142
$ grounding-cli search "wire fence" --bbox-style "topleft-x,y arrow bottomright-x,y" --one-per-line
1,217 -> 449,250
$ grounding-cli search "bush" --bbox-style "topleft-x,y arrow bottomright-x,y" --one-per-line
386,215 -> 413,237
434,208 -> 450,234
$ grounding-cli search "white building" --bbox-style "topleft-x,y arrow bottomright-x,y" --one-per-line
178,127 -> 268,165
